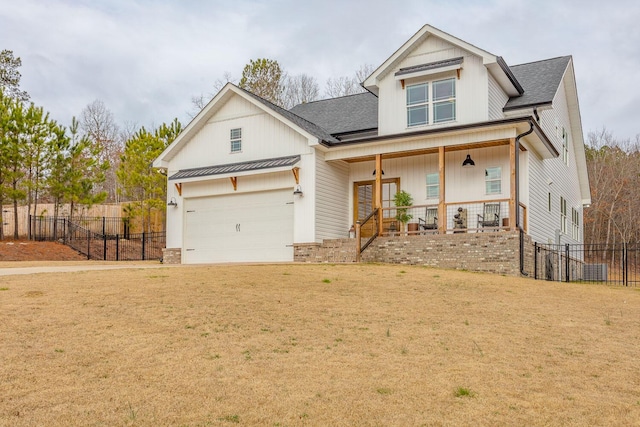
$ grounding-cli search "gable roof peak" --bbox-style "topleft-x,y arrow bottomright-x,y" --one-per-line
363,23 -> 522,96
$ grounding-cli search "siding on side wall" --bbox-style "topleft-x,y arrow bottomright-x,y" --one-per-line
315,153 -> 350,241
488,73 -> 508,120
526,73 -> 584,244
526,146 -> 554,244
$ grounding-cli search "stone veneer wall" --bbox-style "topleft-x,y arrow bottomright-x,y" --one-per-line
294,239 -> 357,263
162,248 -> 181,264
521,233 -> 535,278
360,231 -> 524,276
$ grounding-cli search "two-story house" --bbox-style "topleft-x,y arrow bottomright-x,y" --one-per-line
153,24 -> 590,268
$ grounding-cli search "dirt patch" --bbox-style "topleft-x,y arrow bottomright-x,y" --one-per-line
1,264 -> 639,426
0,240 -> 86,262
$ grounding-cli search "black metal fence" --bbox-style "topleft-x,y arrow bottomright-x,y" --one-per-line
533,243 -> 640,286
29,215 -> 130,240
30,215 -> 164,261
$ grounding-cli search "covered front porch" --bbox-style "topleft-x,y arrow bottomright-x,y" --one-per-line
347,137 -> 526,246
322,117 -> 554,248
295,117 -> 555,274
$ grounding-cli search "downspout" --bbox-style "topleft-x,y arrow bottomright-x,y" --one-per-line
515,118 -> 535,276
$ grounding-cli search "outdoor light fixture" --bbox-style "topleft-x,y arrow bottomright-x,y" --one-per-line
462,153 -> 475,167
372,169 -> 385,176
293,185 -> 303,196
167,197 -> 178,207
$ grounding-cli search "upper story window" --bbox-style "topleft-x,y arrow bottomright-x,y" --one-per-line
407,83 -> 429,126
433,79 -> 456,123
406,78 -> 456,127
571,207 -> 580,240
562,128 -> 569,165
485,167 -> 501,195
230,128 -> 242,153
426,173 -> 439,199
560,196 -> 567,234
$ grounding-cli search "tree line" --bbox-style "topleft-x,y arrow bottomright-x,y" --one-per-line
584,129 -> 640,247
0,50 -> 181,238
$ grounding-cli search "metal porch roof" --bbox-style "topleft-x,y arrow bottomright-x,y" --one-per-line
169,155 -> 301,180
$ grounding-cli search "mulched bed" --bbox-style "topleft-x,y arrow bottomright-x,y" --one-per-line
0,240 -> 86,261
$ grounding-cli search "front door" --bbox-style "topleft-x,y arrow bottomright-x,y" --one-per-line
354,178 -> 400,237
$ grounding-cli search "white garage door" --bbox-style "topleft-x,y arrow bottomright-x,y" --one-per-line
183,189 -> 294,264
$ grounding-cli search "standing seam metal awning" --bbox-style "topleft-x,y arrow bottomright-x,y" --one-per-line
169,155 -> 301,180
394,57 -> 464,77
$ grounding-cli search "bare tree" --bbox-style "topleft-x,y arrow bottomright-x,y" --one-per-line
281,73 -> 320,109
190,71 -> 235,117
584,128 -> 640,248
79,100 -> 122,203
354,63 -> 374,84
324,64 -> 374,98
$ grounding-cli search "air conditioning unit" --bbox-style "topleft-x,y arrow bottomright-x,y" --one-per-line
583,264 -> 607,281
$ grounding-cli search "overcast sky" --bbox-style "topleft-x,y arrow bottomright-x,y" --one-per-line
2,0 -> 639,142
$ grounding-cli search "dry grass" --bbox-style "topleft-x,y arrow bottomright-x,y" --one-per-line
1,263 -> 640,426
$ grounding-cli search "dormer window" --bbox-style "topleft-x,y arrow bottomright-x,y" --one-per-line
407,83 -> 429,126
406,78 -> 456,127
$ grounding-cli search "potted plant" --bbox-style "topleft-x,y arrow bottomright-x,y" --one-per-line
393,190 -> 414,233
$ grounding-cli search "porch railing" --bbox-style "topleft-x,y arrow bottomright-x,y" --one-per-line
355,208 -> 379,261
378,199 -> 521,236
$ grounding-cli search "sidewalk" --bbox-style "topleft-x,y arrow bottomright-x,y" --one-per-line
0,263 -> 171,276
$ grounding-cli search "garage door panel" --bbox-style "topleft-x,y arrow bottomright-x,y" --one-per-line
183,190 -> 293,264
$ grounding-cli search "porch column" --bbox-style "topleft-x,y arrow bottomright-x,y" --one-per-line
438,146 -> 446,234
375,154 -> 383,236
509,137 -> 517,231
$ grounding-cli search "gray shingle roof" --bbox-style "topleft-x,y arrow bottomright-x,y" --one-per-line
238,87 -> 338,143
169,155 -> 300,180
289,92 -> 378,136
504,56 -> 571,110
395,57 -> 463,77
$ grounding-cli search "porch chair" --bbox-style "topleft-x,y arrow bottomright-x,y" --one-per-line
418,207 -> 438,231
477,202 -> 500,230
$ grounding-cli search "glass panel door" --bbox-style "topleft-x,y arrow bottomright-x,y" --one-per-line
354,179 -> 400,237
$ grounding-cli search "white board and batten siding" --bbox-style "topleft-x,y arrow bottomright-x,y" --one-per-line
376,36 -> 490,136
168,95 -> 313,172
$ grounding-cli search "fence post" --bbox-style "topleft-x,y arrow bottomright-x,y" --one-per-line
102,217 -> 106,236
103,232 -> 107,261
29,214 -> 32,240
142,232 -> 146,261
116,235 -> 119,261
565,244 -> 570,282
624,244 -> 628,287
87,231 -> 91,260
534,242 -> 538,280
63,219 -> 67,245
